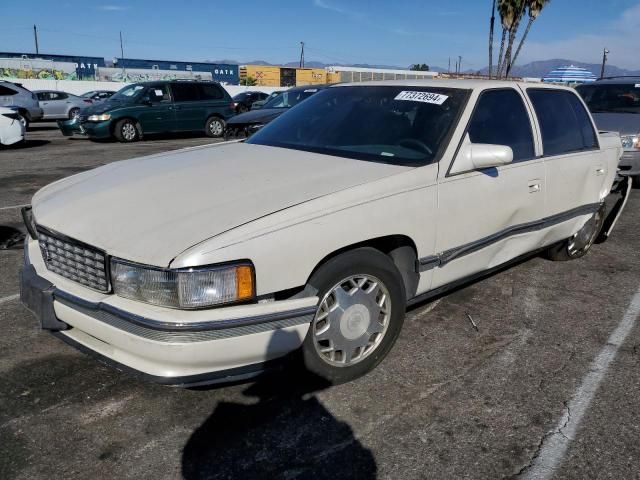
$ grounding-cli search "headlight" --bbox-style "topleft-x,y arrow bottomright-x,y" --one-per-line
621,134 -> 639,149
110,259 -> 255,309
87,114 -> 111,122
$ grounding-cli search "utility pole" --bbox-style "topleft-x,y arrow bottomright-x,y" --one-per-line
119,31 -> 126,79
33,24 -> 39,55
458,56 -> 462,76
448,57 -> 451,74
600,48 -> 609,79
299,41 -> 305,69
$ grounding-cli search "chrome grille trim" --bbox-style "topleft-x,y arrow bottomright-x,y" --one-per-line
37,226 -> 110,292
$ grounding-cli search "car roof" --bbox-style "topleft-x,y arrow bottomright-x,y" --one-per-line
585,76 -> 640,85
330,79 -> 577,93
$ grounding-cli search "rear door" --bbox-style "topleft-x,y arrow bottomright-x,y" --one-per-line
198,83 -> 230,119
433,88 -> 546,288
525,88 -> 603,243
170,82 -> 206,132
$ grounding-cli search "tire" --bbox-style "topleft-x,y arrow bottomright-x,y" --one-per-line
68,108 -> 80,120
113,119 -> 140,142
302,247 -> 407,385
632,176 -> 640,189
544,206 -> 605,261
205,116 -> 225,138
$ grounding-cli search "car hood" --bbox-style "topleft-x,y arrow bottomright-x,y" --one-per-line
227,108 -> 285,126
81,97 -> 131,115
32,142 -> 408,266
591,112 -> 640,136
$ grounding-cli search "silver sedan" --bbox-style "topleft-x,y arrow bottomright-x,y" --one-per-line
34,90 -> 91,120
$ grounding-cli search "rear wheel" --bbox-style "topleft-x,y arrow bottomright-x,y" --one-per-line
205,116 -> 225,138
114,119 -> 140,142
302,248 -> 406,384
545,206 -> 605,261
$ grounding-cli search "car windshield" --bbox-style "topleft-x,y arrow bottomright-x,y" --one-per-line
262,88 -> 318,109
81,91 -> 95,98
577,83 -> 640,114
248,86 -> 468,166
111,84 -> 145,101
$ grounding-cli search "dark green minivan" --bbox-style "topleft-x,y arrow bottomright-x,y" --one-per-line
59,80 -> 234,142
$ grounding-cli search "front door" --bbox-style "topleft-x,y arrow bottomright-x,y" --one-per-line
137,84 -> 175,134
433,88 -> 546,288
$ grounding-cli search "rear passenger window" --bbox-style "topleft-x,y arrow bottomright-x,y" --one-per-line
0,85 -> 17,96
528,89 -> 598,156
199,84 -> 224,100
467,89 -> 535,162
171,83 -> 201,102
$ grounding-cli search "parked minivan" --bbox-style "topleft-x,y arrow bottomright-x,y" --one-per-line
58,80 -> 235,142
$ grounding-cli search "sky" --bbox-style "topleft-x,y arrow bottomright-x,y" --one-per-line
2,0 -> 640,71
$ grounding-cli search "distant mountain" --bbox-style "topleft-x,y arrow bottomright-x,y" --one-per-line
472,59 -> 640,78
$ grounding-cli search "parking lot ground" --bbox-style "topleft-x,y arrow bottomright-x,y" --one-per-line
1,126 -> 639,479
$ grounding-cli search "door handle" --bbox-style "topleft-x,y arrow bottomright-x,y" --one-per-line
528,181 -> 541,193
595,166 -> 605,176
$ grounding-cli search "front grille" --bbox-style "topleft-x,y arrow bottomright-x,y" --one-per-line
37,228 -> 109,292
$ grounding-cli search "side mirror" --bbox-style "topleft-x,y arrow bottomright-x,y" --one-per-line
450,142 -> 513,174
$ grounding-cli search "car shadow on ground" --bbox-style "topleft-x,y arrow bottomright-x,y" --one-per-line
0,225 -> 25,250
181,331 -> 377,480
2,140 -> 50,150
27,124 -> 60,132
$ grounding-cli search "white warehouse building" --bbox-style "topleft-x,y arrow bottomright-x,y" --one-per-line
326,65 -> 439,83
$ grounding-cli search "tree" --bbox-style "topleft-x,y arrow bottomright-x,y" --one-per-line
496,0 -> 517,78
410,64 -> 430,71
489,0 -> 496,78
507,0 -> 550,76
241,76 -> 257,86
499,0 -> 527,78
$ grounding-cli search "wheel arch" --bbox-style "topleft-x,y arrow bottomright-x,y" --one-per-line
305,234 -> 419,300
110,116 -> 143,137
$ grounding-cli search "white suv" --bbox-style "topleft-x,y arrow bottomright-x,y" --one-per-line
20,80 -> 627,386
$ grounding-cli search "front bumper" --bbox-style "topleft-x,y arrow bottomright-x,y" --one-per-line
58,118 -> 112,138
0,119 -> 25,145
20,242 -> 315,387
618,150 -> 640,177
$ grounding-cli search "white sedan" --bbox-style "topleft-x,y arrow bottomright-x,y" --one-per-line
20,80 -> 627,386
0,107 -> 25,146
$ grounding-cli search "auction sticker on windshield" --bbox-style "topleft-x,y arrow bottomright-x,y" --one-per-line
394,91 -> 448,105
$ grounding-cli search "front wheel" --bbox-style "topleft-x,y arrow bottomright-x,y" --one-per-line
114,119 -> 140,142
544,206 -> 605,261
302,248 -> 406,384
205,116 -> 225,138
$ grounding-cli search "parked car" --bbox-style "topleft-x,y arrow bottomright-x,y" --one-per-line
226,85 -> 327,138
0,81 -> 43,129
58,80 -> 234,142
21,80 -> 627,387
34,90 -> 92,120
250,91 -> 283,110
0,106 -> 25,146
81,90 -> 116,102
577,77 -> 640,185
232,91 -> 269,113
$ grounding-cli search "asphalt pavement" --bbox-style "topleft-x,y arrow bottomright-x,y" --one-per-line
1,125 -> 639,479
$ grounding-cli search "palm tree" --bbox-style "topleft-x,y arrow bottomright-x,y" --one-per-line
496,0 -> 517,78
506,0 -> 550,76
501,0 -> 527,77
489,0 -> 496,78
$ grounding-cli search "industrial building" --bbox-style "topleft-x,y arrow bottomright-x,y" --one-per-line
114,58 -> 238,84
240,65 -> 327,87
326,66 -> 439,83
0,51 -> 105,79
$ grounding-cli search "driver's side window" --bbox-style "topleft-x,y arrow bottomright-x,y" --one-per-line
468,89 -> 535,162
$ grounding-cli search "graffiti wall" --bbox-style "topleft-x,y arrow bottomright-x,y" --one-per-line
0,58 -> 78,80
96,67 -> 212,82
